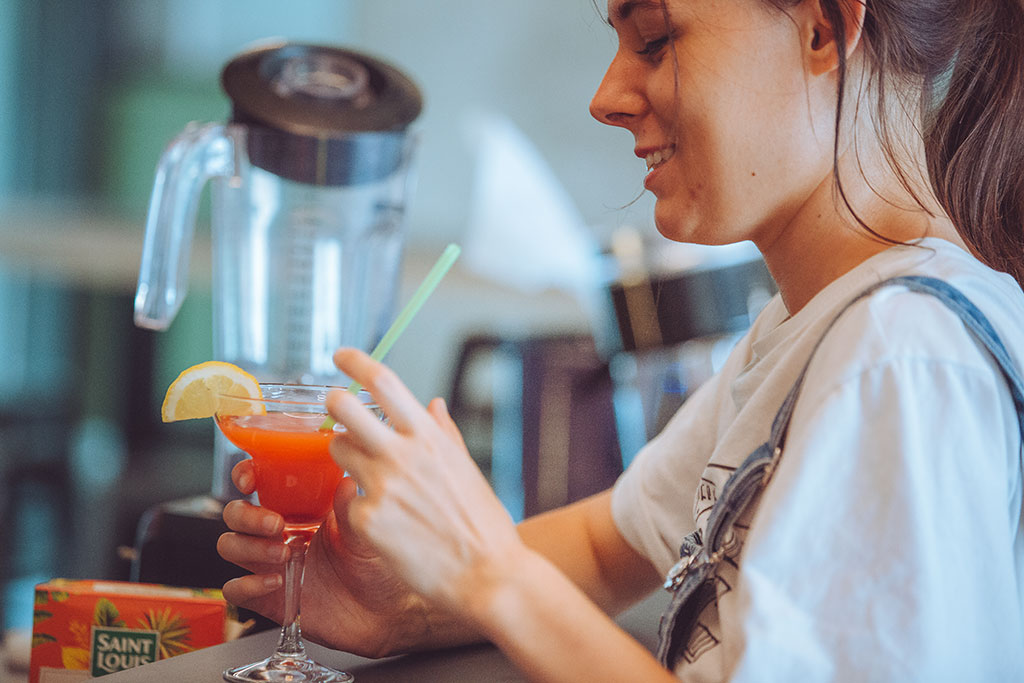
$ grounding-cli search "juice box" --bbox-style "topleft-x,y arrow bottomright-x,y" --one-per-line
29,579 -> 243,681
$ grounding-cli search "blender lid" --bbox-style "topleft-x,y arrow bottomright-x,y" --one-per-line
222,42 -> 423,185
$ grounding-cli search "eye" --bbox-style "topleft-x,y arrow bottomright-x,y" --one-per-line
636,36 -> 669,61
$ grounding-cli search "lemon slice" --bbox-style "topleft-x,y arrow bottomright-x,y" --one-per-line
161,361 -> 262,422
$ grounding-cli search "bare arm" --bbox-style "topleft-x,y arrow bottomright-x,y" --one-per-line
328,348 -> 675,680
467,544 -> 676,683
221,348 -> 669,680
459,493 -> 673,682
399,491 -> 663,654
518,490 -> 662,615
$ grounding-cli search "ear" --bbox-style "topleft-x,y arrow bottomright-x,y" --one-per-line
801,0 -> 867,76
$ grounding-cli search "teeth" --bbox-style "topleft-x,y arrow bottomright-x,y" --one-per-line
645,146 -> 675,170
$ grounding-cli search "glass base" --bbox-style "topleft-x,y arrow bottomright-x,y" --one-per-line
223,653 -> 354,682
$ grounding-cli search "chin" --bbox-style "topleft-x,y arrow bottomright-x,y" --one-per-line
653,204 -> 710,245
653,199 -> 751,247
652,201 -> 684,241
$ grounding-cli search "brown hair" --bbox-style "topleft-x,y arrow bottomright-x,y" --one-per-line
767,0 -> 1024,287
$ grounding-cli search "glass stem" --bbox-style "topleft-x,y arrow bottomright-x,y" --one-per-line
275,530 -> 312,659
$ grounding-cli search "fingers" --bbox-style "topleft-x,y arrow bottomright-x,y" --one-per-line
218,500 -> 288,575
326,390 -> 395,456
427,397 -> 467,449
218,499 -> 288,612
221,573 -> 284,614
332,348 -> 428,433
223,499 -> 284,537
216,530 -> 288,569
328,432 -> 376,493
231,459 -> 256,495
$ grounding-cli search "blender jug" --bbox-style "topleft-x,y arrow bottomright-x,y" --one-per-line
135,42 -> 422,500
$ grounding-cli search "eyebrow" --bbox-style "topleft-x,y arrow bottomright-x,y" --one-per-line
608,0 -> 664,27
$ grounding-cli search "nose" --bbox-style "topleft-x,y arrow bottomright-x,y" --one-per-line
590,52 -> 645,129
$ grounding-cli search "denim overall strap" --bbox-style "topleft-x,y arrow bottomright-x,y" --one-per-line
767,275 -> 1024,453
656,275 -> 1024,669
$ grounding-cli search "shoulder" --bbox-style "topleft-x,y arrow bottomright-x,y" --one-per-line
801,246 -> 1024,395
833,282 -> 988,360
810,289 -> 991,388
768,273 -> 1024,511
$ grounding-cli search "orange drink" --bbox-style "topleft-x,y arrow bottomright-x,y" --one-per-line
216,412 -> 341,526
213,382 -> 382,683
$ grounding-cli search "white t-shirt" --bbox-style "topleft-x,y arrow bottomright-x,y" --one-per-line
612,239 -> 1024,681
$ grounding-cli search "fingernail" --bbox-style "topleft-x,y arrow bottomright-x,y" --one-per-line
263,574 -> 283,589
270,544 -> 288,563
262,515 -> 281,534
238,472 -> 253,491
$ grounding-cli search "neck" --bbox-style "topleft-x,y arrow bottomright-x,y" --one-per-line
756,147 -> 964,314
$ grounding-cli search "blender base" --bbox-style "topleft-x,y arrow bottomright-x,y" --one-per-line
131,494 -> 276,633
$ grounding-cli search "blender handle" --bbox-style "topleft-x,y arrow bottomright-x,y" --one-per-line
134,122 -> 236,330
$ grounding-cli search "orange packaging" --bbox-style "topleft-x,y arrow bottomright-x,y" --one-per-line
29,579 -> 243,681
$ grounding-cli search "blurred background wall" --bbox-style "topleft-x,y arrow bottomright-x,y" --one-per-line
0,0 -> 661,644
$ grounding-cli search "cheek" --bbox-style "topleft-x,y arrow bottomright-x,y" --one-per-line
693,77 -> 826,193
653,142 -> 771,245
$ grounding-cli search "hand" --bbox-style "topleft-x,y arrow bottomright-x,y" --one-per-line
326,348 -> 529,619
217,460 -> 430,658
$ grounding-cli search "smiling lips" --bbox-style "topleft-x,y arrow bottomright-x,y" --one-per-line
641,145 -> 676,191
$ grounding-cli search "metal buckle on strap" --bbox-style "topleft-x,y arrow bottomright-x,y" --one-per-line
762,446 -> 782,485
664,533 -> 737,592
663,551 -> 701,592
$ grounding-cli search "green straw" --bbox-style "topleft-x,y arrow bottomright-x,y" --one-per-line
320,243 -> 461,430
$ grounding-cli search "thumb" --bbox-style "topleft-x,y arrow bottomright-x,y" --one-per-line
332,476 -> 375,555
333,475 -> 360,525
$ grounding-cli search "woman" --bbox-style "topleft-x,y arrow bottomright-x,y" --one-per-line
217,0 -> 1024,679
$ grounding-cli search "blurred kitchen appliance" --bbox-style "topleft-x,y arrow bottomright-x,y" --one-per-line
603,233 -> 776,462
446,237 -> 775,521
131,43 -> 421,589
135,42 -> 422,499
448,334 -> 622,520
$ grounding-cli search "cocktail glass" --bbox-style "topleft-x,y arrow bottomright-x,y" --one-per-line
216,383 -> 382,683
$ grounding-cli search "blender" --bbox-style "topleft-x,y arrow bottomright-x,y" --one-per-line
131,42 -> 422,589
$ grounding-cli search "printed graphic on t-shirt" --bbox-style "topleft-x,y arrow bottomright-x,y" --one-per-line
695,479 -> 717,520
693,462 -> 735,522
680,476 -> 751,671
682,571 -> 730,663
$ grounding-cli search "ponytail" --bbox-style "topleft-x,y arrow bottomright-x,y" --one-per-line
761,0 -> 1024,287
923,1 -> 1024,287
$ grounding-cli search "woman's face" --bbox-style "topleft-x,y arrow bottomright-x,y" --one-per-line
591,0 -> 835,247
